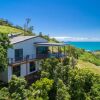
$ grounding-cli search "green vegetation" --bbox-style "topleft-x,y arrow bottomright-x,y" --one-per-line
77,60 -> 100,75
0,58 -> 99,100
93,51 -> 100,59
79,52 -> 100,66
0,33 -> 11,71
0,18 -> 34,35
0,19 -> 100,100
0,76 -> 53,100
0,26 -> 24,34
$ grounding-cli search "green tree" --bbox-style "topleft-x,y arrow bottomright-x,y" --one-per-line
9,75 -> 28,100
0,87 -> 9,100
41,58 -> 59,79
56,79 -> 70,100
0,33 -> 11,50
29,78 -> 53,100
0,33 -> 11,71
68,68 -> 96,100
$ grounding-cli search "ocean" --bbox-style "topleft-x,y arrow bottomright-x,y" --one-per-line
66,42 -> 100,51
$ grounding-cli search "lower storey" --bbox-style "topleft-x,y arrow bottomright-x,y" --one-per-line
0,60 -> 41,83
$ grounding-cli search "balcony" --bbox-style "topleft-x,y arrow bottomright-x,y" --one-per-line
36,53 -> 66,59
8,43 -> 67,66
8,54 -> 35,65
35,42 -> 67,59
8,53 -> 66,66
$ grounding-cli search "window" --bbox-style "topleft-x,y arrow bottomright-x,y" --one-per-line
12,65 -> 20,77
30,62 -> 36,72
15,49 -> 23,61
36,46 -> 48,54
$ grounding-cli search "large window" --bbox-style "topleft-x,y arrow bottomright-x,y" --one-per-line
36,46 -> 48,54
15,49 -> 23,61
30,62 -> 36,72
12,65 -> 20,77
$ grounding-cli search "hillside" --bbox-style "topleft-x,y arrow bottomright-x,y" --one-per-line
0,25 -> 24,34
76,60 -> 100,75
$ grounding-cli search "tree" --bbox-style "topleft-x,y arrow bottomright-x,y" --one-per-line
29,78 -> 53,100
0,33 -> 11,71
0,33 -> 11,50
89,75 -> 100,100
0,87 -> 9,100
56,79 -> 70,100
0,46 -> 8,71
9,75 -> 28,100
54,63 -> 70,84
40,58 -> 70,100
41,58 -> 59,79
24,18 -> 34,35
68,68 -> 98,100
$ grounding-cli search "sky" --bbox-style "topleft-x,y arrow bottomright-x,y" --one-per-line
0,0 -> 100,41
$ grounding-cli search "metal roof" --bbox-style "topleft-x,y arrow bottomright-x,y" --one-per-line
35,42 -> 67,46
10,36 -> 37,44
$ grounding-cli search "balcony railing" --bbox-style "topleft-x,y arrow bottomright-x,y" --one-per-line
36,53 -> 66,59
8,53 -> 66,65
8,54 -> 36,65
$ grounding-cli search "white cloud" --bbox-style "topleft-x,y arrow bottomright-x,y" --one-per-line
51,36 -> 100,42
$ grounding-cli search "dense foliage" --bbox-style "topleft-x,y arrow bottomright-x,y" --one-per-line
79,52 -> 100,66
66,45 -> 100,66
0,58 -> 100,100
0,33 -> 11,71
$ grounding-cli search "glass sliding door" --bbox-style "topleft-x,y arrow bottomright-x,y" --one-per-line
15,49 -> 23,61
36,46 -> 48,58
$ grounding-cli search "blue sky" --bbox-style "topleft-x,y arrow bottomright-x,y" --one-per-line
0,0 -> 100,41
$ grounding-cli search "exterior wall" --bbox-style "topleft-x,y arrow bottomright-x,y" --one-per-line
7,37 -> 47,61
21,64 -> 27,77
0,66 -> 12,82
8,66 -> 12,82
7,60 -> 40,82
0,37 -> 47,82
0,69 -> 8,82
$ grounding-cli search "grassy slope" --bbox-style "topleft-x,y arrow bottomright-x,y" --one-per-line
76,60 -> 100,75
0,25 -> 24,34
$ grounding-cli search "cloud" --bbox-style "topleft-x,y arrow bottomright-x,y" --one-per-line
51,36 -> 100,42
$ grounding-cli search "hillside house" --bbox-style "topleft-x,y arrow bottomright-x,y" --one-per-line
0,35 -> 66,82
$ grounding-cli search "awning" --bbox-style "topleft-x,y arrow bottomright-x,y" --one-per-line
34,42 -> 67,46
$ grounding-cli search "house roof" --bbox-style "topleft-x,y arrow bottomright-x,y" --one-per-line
35,42 -> 67,46
10,36 -> 38,44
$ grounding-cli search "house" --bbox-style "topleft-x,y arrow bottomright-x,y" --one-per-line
0,35 -> 66,83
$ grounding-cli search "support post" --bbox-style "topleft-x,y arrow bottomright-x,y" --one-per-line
64,46 -> 65,55
52,46 -> 53,53
58,46 -> 60,57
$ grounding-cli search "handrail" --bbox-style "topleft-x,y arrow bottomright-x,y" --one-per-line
8,54 -> 35,64
8,53 -> 66,64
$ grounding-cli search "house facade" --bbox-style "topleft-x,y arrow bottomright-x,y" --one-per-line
0,35 -> 66,82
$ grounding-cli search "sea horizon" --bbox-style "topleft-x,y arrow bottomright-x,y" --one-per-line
65,41 -> 100,51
